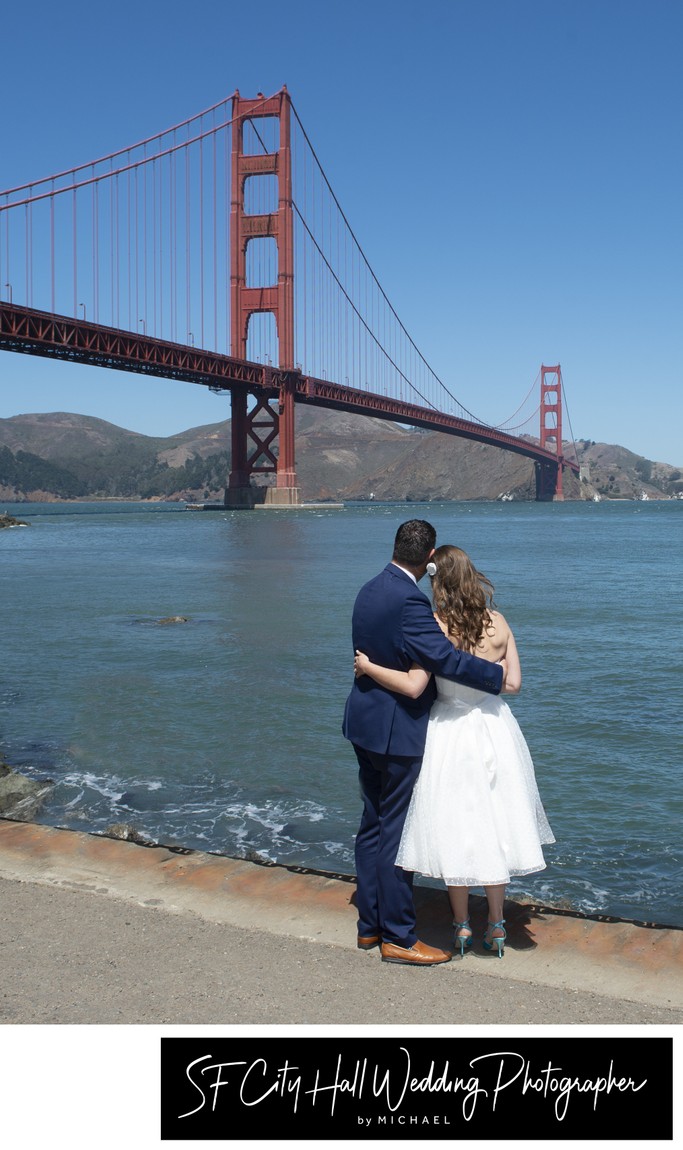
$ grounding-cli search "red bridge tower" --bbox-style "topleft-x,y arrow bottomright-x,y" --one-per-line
536,364 -> 565,501
226,88 -> 299,507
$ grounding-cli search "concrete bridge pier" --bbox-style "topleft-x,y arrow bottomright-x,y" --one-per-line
263,485 -> 301,506
224,382 -> 301,509
535,460 -> 564,501
224,485 -> 263,509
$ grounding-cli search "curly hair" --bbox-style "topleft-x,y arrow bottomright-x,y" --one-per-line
430,545 -> 496,652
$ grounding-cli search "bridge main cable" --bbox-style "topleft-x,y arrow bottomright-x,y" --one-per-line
289,99 -> 495,428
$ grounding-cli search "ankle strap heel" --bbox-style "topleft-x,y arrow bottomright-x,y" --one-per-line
483,919 -> 506,958
453,919 -> 473,957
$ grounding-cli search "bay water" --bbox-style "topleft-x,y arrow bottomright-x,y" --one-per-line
1,498 -> 681,927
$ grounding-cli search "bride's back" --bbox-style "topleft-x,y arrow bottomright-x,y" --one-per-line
435,610 -> 509,664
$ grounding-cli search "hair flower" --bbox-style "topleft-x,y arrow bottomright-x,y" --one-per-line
426,561 -> 437,577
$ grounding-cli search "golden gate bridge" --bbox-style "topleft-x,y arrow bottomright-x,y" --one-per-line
0,87 -> 579,504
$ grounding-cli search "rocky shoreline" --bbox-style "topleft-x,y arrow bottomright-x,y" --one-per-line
0,759 -> 52,821
0,756 -> 154,846
2,756 -> 682,934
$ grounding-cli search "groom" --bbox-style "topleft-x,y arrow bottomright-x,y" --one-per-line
343,519 -> 504,965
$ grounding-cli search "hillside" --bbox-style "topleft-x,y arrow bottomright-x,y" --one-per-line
0,409 -> 681,503
574,440 -> 683,500
0,412 -> 231,502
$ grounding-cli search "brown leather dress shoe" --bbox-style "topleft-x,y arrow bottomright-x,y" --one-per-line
357,933 -> 381,950
380,939 -> 452,965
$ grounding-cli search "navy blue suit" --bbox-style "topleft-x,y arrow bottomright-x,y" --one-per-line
343,562 -> 503,946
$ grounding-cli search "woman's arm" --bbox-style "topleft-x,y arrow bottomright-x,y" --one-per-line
354,651 -> 431,699
500,625 -> 522,694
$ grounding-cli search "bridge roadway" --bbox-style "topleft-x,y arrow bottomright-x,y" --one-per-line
0,302 -> 579,475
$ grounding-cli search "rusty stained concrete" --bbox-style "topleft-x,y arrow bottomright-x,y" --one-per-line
0,818 -> 680,1012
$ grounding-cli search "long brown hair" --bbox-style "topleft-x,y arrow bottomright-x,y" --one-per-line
430,545 -> 496,652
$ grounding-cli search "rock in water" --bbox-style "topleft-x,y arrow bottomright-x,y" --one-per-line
103,823 -> 153,845
0,763 -> 53,820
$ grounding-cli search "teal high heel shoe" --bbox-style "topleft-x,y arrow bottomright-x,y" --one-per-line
483,919 -> 506,958
453,919 -> 473,957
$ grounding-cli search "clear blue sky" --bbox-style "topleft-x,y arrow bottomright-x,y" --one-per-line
1,0 -> 681,464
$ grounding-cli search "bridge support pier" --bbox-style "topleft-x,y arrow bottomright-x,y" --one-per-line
225,388 -> 260,508
224,487 -> 261,509
535,460 -> 563,502
264,376 -> 299,505
263,486 -> 301,506
224,380 -> 300,508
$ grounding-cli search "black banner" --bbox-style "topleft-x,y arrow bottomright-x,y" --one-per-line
160,1036 -> 673,1141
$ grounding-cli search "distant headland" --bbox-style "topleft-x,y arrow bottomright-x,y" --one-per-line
1,408 -> 681,504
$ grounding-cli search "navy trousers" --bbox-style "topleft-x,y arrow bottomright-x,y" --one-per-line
353,744 -> 422,947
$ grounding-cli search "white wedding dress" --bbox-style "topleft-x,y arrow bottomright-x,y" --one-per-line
396,677 -> 555,887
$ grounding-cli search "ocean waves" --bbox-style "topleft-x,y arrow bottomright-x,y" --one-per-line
2,498 -> 682,926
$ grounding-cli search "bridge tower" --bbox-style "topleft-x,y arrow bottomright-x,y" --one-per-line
226,88 -> 299,508
535,364 -> 564,501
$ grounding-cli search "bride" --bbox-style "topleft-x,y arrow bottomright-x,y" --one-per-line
354,544 -> 555,958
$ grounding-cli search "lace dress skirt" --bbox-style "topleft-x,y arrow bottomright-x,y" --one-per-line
396,680 -> 555,887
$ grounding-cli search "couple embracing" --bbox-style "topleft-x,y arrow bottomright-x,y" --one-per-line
342,519 -> 554,966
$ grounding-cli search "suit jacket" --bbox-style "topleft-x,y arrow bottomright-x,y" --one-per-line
342,562 -> 503,757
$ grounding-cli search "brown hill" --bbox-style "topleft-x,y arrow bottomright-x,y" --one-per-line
574,440 -> 683,501
293,406 -> 412,499
0,409 -> 681,503
341,430 -> 541,502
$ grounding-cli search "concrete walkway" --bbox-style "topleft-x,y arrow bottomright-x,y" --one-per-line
1,818 -> 681,1026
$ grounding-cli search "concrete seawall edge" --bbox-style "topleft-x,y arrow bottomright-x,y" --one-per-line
0,818 -> 681,1013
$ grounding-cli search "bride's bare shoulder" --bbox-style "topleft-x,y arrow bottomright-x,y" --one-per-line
433,612 -> 450,636
487,610 -> 510,637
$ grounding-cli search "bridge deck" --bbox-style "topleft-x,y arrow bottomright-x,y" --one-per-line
0,303 -> 578,473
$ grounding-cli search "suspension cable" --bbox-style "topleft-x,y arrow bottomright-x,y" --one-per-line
495,370 -> 540,428
288,99 -> 492,426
